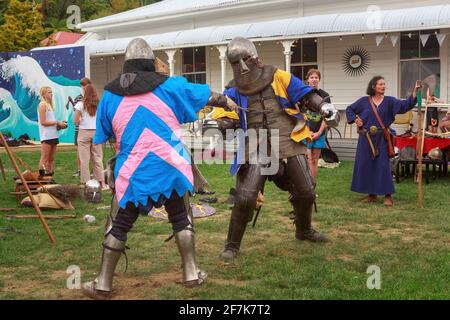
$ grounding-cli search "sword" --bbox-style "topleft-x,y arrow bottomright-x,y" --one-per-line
357,116 -> 379,159
252,187 -> 265,228
364,130 -> 379,159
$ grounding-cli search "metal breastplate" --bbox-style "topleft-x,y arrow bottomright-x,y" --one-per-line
245,85 -> 306,160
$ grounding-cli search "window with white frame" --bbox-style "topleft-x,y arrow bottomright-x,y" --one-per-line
290,38 -> 318,81
400,30 -> 440,98
182,47 -> 206,84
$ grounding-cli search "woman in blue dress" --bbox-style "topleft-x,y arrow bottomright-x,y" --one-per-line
346,76 -> 419,206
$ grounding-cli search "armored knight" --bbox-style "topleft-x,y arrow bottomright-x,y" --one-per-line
220,37 -> 340,260
82,38 -> 236,299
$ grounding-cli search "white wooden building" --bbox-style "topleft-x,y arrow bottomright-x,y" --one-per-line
75,0 -> 450,139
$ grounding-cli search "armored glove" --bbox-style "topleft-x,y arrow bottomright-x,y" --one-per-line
320,103 -> 340,128
207,92 -> 238,112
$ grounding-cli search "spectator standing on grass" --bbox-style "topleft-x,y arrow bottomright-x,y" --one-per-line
73,77 -> 92,178
38,86 -> 67,177
304,69 -> 331,181
74,83 -> 107,189
346,76 -> 419,206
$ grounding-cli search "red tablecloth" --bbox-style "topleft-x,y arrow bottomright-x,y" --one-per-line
394,136 -> 450,154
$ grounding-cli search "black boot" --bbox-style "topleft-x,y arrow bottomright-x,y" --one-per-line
220,164 -> 265,260
292,200 -> 329,243
219,206 -> 252,260
284,155 -> 329,243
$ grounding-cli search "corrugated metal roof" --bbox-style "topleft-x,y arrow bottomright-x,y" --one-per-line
79,0 -> 262,29
86,4 -> 450,56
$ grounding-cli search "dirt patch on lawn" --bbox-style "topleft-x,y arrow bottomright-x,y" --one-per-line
2,279 -> 45,296
62,269 -> 183,300
0,265 -> 184,300
111,270 -> 180,300
327,222 -> 428,240
336,254 -> 354,262
209,277 -> 247,287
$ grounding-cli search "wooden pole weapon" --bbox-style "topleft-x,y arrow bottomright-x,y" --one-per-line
415,86 -> 422,208
0,132 -> 56,243
418,88 -> 430,209
0,154 -> 6,181
415,85 -> 426,209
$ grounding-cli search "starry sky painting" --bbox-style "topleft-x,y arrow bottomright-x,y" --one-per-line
0,46 -> 86,93
0,46 -> 86,143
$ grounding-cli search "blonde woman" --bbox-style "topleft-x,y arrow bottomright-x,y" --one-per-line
74,84 -> 107,189
38,86 -> 67,177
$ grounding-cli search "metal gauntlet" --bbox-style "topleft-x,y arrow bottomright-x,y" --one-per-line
320,103 -> 340,128
207,92 -> 228,108
301,92 -> 340,127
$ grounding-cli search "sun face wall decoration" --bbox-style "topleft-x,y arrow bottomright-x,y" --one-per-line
342,46 -> 371,77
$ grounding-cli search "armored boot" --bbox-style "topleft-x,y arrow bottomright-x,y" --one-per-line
285,155 -> 329,243
220,163 -> 266,260
293,200 -> 329,242
82,234 -> 126,299
175,227 -> 208,287
219,206 -> 252,260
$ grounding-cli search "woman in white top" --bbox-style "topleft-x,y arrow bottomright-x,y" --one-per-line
74,84 -> 107,189
38,86 -> 67,177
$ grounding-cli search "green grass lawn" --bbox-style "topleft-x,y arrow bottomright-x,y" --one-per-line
0,149 -> 449,300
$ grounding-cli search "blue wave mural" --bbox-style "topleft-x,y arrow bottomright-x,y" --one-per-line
0,46 -> 85,143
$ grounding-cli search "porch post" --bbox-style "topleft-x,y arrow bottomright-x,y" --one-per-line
280,40 -> 295,73
216,46 -> 228,92
164,49 -> 177,76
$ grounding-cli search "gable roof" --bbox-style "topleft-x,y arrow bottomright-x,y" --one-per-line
41,31 -> 84,47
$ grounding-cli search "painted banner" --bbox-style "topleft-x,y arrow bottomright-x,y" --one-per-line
0,46 -> 86,143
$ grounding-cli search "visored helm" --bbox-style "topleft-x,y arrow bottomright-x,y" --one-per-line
226,37 -> 259,73
226,37 -> 263,84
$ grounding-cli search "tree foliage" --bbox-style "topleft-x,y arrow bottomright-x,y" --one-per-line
0,0 -> 162,51
0,0 -> 46,52
38,0 -> 161,31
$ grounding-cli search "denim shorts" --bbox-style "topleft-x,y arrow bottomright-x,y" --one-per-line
307,133 -> 327,149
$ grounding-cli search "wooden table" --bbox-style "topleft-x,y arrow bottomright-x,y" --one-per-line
395,158 -> 448,184
394,136 -> 450,154
13,179 -> 55,203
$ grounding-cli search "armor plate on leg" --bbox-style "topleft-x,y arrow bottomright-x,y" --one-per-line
82,234 -> 126,299
286,155 -> 329,242
220,164 -> 266,260
172,194 -> 207,287
105,195 -> 120,236
174,228 -> 208,287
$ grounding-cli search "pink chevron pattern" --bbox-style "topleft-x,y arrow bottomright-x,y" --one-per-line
111,92 -> 183,151
115,128 -> 193,203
